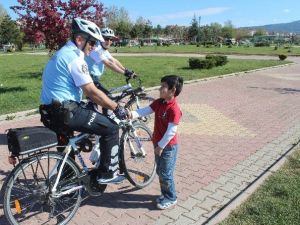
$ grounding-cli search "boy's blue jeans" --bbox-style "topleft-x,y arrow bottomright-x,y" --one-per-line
155,144 -> 178,201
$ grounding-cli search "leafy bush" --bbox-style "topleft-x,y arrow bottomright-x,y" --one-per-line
278,54 -> 287,61
189,58 -> 201,69
205,55 -> 228,66
201,59 -> 215,69
254,42 -> 270,47
189,58 -> 213,69
189,55 -> 228,69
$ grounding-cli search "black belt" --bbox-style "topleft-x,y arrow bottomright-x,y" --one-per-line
41,100 -> 79,112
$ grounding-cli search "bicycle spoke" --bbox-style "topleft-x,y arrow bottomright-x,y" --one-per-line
123,123 -> 156,188
4,152 -> 82,225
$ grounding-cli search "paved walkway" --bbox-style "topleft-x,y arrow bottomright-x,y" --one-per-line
1,56 -> 300,224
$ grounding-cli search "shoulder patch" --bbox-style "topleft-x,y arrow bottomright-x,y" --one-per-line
82,64 -> 89,75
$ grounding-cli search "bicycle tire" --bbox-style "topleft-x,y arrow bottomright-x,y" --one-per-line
120,122 -> 156,188
3,151 -> 82,225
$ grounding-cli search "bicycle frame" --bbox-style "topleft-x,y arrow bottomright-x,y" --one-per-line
51,78 -> 150,197
51,133 -> 89,195
50,119 -> 146,198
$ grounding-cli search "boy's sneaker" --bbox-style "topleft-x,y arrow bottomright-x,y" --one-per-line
155,195 -> 164,203
156,198 -> 177,210
97,174 -> 126,184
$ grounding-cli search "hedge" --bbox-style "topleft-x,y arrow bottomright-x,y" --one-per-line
189,55 -> 228,69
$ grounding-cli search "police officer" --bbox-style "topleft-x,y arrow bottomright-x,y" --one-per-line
85,27 -> 135,94
40,18 -> 126,195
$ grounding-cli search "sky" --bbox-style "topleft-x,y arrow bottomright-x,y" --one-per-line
1,0 -> 299,28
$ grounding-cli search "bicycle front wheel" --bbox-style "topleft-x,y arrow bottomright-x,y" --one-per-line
120,122 -> 156,188
3,151 -> 82,225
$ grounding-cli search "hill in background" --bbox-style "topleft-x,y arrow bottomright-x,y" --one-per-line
242,20 -> 300,33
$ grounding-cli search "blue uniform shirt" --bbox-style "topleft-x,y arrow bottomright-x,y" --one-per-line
40,41 -> 93,104
85,42 -> 112,78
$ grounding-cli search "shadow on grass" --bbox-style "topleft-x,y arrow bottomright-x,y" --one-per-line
248,86 -> 300,94
0,87 -> 27,94
180,66 -> 194,70
18,72 -> 42,79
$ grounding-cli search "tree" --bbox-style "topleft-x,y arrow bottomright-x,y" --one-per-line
0,15 -> 22,46
130,24 -> 141,39
115,20 -> 131,38
235,29 -> 250,41
153,24 -> 163,38
129,17 -> 152,39
188,15 -> 198,42
142,20 -> 152,38
222,20 -> 235,39
11,0 -> 105,52
209,22 -> 222,43
0,3 -> 7,25
105,5 -> 132,38
254,28 -> 266,36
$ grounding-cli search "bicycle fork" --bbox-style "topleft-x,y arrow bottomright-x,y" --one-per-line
128,126 -> 146,157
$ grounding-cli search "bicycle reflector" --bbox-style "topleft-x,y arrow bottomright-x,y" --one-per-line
136,175 -> 145,183
14,199 -> 22,214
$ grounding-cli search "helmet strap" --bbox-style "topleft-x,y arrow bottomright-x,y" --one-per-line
82,35 -> 90,51
100,41 -> 108,50
71,33 -> 90,51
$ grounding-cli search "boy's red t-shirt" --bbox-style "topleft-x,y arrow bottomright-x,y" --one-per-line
150,98 -> 182,146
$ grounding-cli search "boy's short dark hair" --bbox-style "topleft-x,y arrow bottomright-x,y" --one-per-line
161,75 -> 183,97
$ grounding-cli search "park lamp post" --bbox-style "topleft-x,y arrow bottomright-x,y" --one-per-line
198,16 -> 201,43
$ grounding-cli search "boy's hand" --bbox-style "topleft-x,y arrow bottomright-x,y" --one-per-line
127,109 -> 133,119
154,146 -> 163,156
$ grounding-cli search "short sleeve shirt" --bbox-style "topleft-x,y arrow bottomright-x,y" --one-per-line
150,98 -> 182,146
86,42 -> 113,77
40,41 -> 93,104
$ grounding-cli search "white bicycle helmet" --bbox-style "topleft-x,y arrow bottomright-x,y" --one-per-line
101,27 -> 116,39
72,18 -> 104,42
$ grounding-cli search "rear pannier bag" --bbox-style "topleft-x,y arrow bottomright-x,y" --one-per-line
7,126 -> 58,156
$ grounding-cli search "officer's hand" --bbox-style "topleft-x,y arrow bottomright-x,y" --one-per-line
124,68 -> 136,79
126,109 -> 133,119
113,104 -> 128,120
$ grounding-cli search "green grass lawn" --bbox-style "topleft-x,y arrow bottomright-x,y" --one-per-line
113,45 -> 300,56
220,148 -> 300,225
0,54 -> 288,115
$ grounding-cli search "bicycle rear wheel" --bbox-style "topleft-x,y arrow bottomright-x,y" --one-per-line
120,122 -> 156,188
3,151 -> 82,225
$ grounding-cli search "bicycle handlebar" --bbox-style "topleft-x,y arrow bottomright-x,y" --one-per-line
126,75 -> 142,87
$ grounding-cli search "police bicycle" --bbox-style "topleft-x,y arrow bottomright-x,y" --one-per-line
2,78 -> 156,225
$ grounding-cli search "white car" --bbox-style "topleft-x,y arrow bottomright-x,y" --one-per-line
3,43 -> 15,52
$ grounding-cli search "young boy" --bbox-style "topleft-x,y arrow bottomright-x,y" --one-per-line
129,75 -> 183,209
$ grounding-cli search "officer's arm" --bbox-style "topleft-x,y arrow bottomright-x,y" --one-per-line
102,58 -> 125,75
81,83 -> 117,110
112,57 -> 125,70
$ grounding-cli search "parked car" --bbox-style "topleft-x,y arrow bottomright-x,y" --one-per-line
3,43 -> 15,52
224,38 -> 236,45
